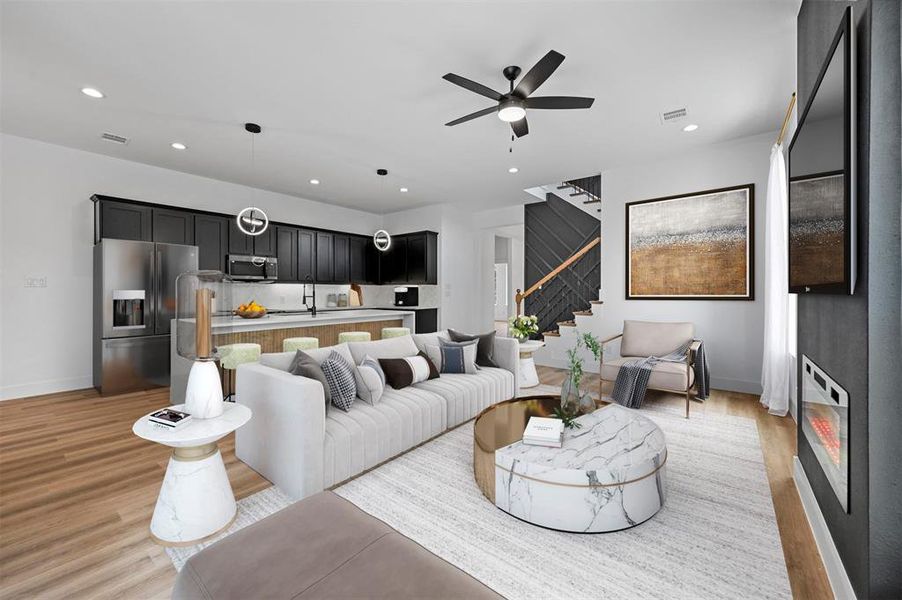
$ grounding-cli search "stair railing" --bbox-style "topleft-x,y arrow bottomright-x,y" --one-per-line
515,236 -> 601,316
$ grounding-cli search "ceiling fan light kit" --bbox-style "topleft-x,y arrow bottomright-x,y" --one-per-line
443,49 -> 594,138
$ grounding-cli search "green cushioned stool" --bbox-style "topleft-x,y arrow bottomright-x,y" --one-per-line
381,327 -> 411,339
338,331 -> 371,343
218,343 -> 261,402
282,337 -> 320,352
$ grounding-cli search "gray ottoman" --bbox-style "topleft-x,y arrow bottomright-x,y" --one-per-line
172,491 -> 501,599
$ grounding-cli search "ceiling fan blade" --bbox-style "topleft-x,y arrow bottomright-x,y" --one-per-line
513,50 -> 565,98
511,117 -> 529,138
525,96 -> 595,110
442,73 -> 503,101
445,106 -> 497,126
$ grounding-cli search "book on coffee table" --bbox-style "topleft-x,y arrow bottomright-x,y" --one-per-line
522,416 -> 564,448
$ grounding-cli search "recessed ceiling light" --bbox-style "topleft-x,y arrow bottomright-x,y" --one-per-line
399,187 -> 408,193
170,142 -> 187,150
81,87 -> 105,99
309,179 -> 320,185
682,123 -> 699,132
508,167 -> 519,174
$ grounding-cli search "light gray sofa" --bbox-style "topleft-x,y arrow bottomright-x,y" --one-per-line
235,331 -> 519,500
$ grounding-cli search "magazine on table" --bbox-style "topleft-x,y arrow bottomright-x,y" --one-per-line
148,408 -> 192,429
523,416 -> 563,448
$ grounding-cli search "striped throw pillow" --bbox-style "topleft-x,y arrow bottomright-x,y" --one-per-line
321,350 -> 357,412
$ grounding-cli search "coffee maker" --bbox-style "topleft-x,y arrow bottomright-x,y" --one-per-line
394,286 -> 418,307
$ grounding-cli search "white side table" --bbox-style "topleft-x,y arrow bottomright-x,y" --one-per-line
133,403 -> 252,546
517,340 -> 546,388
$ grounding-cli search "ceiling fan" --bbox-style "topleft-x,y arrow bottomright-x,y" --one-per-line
442,50 -> 594,138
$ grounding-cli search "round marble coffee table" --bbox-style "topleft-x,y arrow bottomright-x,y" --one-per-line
473,396 -> 667,533
516,340 -> 545,388
133,402 -> 252,546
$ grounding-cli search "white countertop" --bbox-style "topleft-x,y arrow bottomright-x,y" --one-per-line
206,309 -> 416,332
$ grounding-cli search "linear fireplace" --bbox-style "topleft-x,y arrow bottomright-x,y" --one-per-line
801,355 -> 849,511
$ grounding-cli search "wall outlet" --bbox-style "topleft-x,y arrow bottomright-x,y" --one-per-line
24,276 -> 47,288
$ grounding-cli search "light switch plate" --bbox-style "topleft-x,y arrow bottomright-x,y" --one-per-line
25,276 -> 47,288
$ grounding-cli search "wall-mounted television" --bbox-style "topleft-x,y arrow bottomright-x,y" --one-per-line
788,6 -> 855,294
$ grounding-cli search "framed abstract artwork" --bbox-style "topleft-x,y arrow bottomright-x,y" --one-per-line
625,184 -> 754,300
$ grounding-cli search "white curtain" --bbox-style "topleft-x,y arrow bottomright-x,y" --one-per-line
761,143 -> 791,416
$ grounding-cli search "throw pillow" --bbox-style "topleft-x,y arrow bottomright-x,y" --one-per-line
447,329 -> 499,368
320,350 -> 357,412
426,340 -> 478,374
288,350 -> 331,410
379,353 -> 439,390
354,355 -> 386,405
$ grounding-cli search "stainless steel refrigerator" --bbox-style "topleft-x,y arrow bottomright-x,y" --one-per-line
93,239 -> 198,395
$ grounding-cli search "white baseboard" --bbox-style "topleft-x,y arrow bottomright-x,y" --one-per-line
0,376 -> 93,401
793,457 -> 857,600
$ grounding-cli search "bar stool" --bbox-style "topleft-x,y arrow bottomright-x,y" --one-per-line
218,343 -> 261,402
381,327 -> 411,339
338,331 -> 371,343
283,337 -> 320,352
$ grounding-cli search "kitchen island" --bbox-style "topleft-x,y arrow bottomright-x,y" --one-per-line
170,309 -> 414,403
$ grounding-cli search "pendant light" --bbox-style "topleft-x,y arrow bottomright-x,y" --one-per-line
236,123 -> 269,237
373,168 -> 392,252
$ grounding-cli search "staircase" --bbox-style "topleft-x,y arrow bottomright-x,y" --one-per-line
533,289 -> 607,371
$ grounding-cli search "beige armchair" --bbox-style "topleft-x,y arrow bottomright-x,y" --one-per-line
599,320 -> 701,418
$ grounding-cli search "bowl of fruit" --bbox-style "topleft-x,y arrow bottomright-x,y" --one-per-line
235,300 -> 267,319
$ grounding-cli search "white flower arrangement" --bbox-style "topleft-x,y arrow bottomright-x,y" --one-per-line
508,314 -> 539,341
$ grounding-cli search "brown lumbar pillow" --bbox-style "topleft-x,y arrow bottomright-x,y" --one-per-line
378,352 -> 439,390
288,350 -> 330,410
447,329 -> 499,368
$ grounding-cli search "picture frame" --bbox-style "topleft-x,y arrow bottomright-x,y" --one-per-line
625,184 -> 755,300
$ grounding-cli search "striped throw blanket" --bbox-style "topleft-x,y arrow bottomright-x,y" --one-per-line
611,340 -> 710,409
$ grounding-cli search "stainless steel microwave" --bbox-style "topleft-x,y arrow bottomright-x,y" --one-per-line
227,255 -> 278,281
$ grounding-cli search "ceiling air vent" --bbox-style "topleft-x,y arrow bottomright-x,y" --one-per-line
100,132 -> 129,145
659,107 -> 688,124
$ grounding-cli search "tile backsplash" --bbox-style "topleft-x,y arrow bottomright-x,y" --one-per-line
229,283 -> 440,310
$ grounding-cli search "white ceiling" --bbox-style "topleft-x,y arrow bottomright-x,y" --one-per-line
0,1 -> 798,214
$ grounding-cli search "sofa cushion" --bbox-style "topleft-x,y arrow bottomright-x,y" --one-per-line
414,367 -> 514,428
602,356 -> 695,392
323,386 -> 446,488
171,491 -> 502,600
354,355 -> 385,405
321,350 -> 357,412
288,350 -> 331,408
348,335 -> 419,365
379,354 -> 436,390
411,329 -> 449,353
260,343 -> 355,373
620,320 -> 695,358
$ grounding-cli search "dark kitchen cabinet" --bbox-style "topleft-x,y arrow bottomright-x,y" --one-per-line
413,308 -> 439,334
349,236 -> 370,283
380,236 -> 408,284
152,208 -> 194,245
333,235 -> 349,283
315,232 -> 334,283
365,241 -> 381,284
194,214 -> 229,271
96,199 -> 152,242
297,229 -> 315,282
229,218 -> 274,256
406,232 -> 438,284
276,226 -> 298,282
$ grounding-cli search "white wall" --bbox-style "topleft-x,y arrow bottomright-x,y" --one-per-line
0,133 -> 382,400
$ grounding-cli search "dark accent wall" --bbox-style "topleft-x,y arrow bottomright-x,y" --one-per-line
797,2 -> 901,597
524,194 -> 600,335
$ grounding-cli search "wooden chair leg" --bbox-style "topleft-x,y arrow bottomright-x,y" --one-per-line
685,359 -> 691,419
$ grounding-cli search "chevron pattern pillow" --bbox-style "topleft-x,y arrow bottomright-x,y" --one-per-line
321,350 -> 357,412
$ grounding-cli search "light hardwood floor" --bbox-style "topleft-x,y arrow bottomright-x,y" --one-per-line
0,372 -> 832,599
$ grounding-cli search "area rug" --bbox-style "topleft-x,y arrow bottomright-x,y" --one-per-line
165,486 -> 293,571
334,408 -> 791,599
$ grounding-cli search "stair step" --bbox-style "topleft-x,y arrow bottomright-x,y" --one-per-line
542,331 -> 561,338
557,320 -> 576,327
583,198 -> 601,204
573,310 -> 593,316
590,300 -> 604,305
569,191 -> 588,197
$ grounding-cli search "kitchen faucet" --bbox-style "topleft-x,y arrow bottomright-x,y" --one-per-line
302,275 -> 317,317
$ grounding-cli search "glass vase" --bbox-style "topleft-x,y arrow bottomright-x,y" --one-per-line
560,374 -> 580,417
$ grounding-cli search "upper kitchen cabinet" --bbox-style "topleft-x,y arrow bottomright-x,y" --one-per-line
152,208 -> 194,245
333,234 -> 349,283
275,226 -> 298,282
297,228 -> 315,282
94,196 -> 152,243
405,231 -> 438,284
349,235 -> 376,284
194,214 -> 229,271
228,218 -> 274,256
315,232 -> 334,283
380,235 -> 407,284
